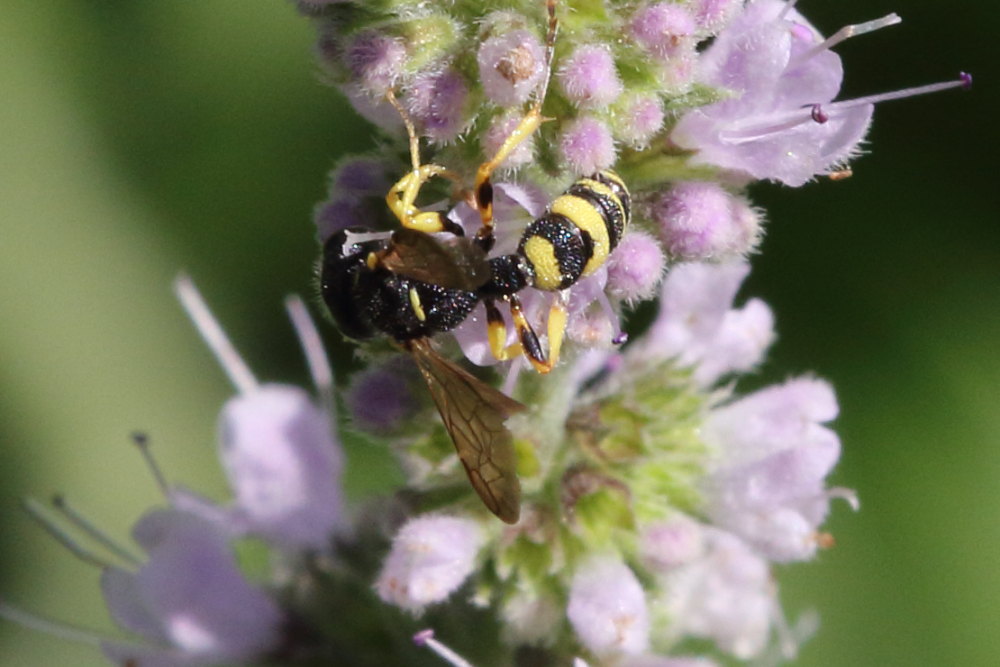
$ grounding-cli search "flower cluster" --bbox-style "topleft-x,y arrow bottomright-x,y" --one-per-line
3,0 -> 969,666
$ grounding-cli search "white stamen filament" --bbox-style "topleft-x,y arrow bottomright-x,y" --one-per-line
777,0 -> 801,21
21,498 -> 116,570
0,600 -> 106,646
413,629 -> 475,667
174,274 -> 257,395
51,495 -> 142,566
790,14 -> 901,69
718,107 -> 816,143
827,486 -> 861,511
285,295 -> 335,409
821,75 -> 971,113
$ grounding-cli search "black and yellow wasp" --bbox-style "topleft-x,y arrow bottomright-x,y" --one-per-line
320,0 -> 630,523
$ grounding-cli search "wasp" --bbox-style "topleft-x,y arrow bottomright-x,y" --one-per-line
320,0 -> 630,523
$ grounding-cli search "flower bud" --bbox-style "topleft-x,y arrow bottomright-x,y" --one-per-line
606,230 -> 666,302
478,29 -> 546,106
558,44 -> 623,108
652,182 -> 761,260
376,515 -> 484,612
560,117 -> 616,176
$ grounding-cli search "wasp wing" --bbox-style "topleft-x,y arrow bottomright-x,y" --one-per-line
381,229 -> 490,291
407,338 -> 524,523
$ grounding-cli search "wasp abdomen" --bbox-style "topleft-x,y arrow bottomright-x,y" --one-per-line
519,214 -> 590,291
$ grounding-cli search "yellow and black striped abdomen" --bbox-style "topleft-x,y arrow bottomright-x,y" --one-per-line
519,170 -> 631,291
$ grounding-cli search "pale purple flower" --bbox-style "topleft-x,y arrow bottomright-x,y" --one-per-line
212,384 -> 345,551
639,515 -> 705,571
477,29 -> 546,106
376,515 -> 484,612
692,0 -> 743,33
701,377 -> 856,562
630,261 -> 775,387
661,529 -> 774,659
560,117 -> 616,176
501,590 -> 562,644
567,556 -> 650,657
671,0 -> 876,186
605,230 -> 666,302
407,69 -> 470,143
652,181 -> 761,261
100,509 -> 284,666
558,44 -> 623,108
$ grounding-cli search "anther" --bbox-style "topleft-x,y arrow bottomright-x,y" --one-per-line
132,432 -> 171,499
412,629 -> 475,667
810,104 -> 828,124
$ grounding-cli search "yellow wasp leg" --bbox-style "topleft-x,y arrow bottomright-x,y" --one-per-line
473,0 -> 559,246
384,90 -> 465,234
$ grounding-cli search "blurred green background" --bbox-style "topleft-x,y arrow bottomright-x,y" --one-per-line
0,1 -> 996,665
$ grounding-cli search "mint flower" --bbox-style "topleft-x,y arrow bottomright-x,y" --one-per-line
6,0 -> 970,664
100,509 -> 285,666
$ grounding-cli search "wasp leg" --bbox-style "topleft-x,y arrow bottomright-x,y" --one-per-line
473,0 -> 559,249
485,298 -> 524,362
384,90 -> 466,236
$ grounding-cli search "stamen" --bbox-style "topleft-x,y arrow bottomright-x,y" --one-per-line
769,593 -> 799,660
718,108 -> 816,143
21,498 -> 114,569
501,356 -> 525,397
285,295 -> 335,406
413,629 -> 475,667
0,598 -> 105,646
810,104 -> 828,124
818,73 -> 972,116
790,14 -> 901,69
131,432 -> 171,499
594,291 -> 626,345
51,495 -> 142,567
777,0 -> 801,21
827,486 -> 860,511
174,274 -> 257,395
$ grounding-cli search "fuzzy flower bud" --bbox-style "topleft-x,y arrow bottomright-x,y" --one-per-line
376,515 -> 484,612
567,556 -> 650,657
406,69 -> 470,143
346,356 -> 419,431
613,93 -> 666,148
630,3 -> 697,58
558,44 -> 623,108
478,29 -> 547,107
606,230 -> 666,302
345,30 -> 407,95
560,117 -> 616,176
652,181 -> 761,261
